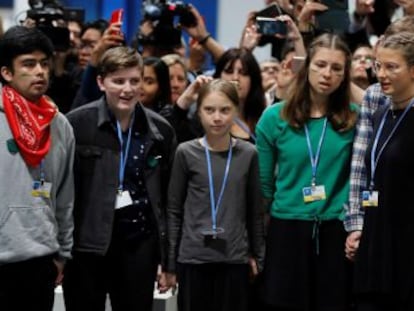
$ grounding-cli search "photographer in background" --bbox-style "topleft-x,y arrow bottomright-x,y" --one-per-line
22,0 -> 87,113
136,2 -> 224,62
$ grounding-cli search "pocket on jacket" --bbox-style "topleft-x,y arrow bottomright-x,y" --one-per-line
0,205 -> 58,262
75,145 -> 104,176
77,145 -> 103,158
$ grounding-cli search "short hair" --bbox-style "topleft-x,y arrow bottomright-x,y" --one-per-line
97,46 -> 143,78
384,15 -> 414,37
160,53 -> 187,74
0,25 -> 54,70
197,79 -> 239,111
80,19 -> 108,37
379,32 -> 414,67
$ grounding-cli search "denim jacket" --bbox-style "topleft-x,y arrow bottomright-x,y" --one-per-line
66,97 -> 176,267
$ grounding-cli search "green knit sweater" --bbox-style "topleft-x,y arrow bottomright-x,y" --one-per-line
256,102 -> 358,221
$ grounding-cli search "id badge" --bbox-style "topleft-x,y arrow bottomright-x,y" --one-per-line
115,190 -> 133,209
31,181 -> 52,198
303,185 -> 326,203
362,190 -> 379,207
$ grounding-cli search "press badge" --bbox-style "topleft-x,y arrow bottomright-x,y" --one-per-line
31,181 -> 52,198
303,185 -> 326,203
115,190 -> 133,209
362,190 -> 378,207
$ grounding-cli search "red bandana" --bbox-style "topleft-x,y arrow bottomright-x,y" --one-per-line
2,85 -> 58,167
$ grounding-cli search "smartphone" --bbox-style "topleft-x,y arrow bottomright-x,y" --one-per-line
292,56 -> 306,74
256,17 -> 287,36
256,3 -> 284,18
109,8 -> 124,35
110,8 -> 124,26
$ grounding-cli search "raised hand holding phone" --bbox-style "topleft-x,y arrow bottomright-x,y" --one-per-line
109,8 -> 124,35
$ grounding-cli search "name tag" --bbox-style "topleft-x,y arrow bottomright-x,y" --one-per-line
362,190 -> 379,207
31,181 -> 52,198
115,190 -> 133,209
303,185 -> 326,203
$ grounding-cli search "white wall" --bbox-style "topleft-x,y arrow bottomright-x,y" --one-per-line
217,0 -> 271,62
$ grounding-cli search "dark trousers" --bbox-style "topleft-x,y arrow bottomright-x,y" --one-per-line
63,233 -> 159,311
0,255 -> 57,311
177,263 -> 250,311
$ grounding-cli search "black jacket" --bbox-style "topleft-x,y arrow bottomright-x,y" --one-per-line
66,97 -> 177,267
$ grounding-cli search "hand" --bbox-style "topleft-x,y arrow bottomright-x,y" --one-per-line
355,0 -> 375,16
240,24 -> 261,51
181,5 -> 209,42
176,75 -> 213,110
53,259 -> 65,286
90,22 -> 124,66
157,271 -> 170,293
345,230 -> 362,261
274,15 -> 301,41
248,257 -> 259,280
297,0 -> 328,31
239,11 -> 261,51
166,272 -> 177,294
140,19 -> 154,37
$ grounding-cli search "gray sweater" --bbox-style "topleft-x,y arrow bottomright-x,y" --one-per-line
0,93 -> 75,265
167,138 -> 265,272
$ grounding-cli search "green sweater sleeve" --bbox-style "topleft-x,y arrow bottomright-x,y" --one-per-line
256,104 -> 283,201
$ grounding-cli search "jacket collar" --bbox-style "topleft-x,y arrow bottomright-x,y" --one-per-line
96,96 -> 165,142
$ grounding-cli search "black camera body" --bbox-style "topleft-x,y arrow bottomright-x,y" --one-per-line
140,0 -> 196,49
143,0 -> 197,27
27,0 -> 84,52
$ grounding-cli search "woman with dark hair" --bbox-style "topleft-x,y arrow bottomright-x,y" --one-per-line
140,57 -> 172,114
256,33 -> 358,311
213,48 -> 266,143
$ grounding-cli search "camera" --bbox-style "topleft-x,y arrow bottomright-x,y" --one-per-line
139,0 -> 197,49
143,0 -> 197,28
256,17 -> 287,36
27,0 -> 84,52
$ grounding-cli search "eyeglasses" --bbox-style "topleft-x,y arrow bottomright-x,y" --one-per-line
261,65 -> 280,73
372,60 -> 402,75
309,61 -> 344,77
352,55 -> 374,64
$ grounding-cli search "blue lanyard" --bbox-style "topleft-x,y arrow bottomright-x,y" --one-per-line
370,100 -> 414,190
116,115 -> 134,192
304,118 -> 328,186
234,118 -> 256,143
39,160 -> 45,184
203,136 -> 233,231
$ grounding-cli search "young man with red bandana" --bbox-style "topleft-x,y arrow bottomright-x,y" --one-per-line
0,26 -> 75,311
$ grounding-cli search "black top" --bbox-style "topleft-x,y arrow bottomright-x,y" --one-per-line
355,105 -> 414,301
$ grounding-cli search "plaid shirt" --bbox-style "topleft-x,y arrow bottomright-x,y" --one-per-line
344,83 -> 391,232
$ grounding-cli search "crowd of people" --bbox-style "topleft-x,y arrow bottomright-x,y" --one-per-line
1,0 -> 414,311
